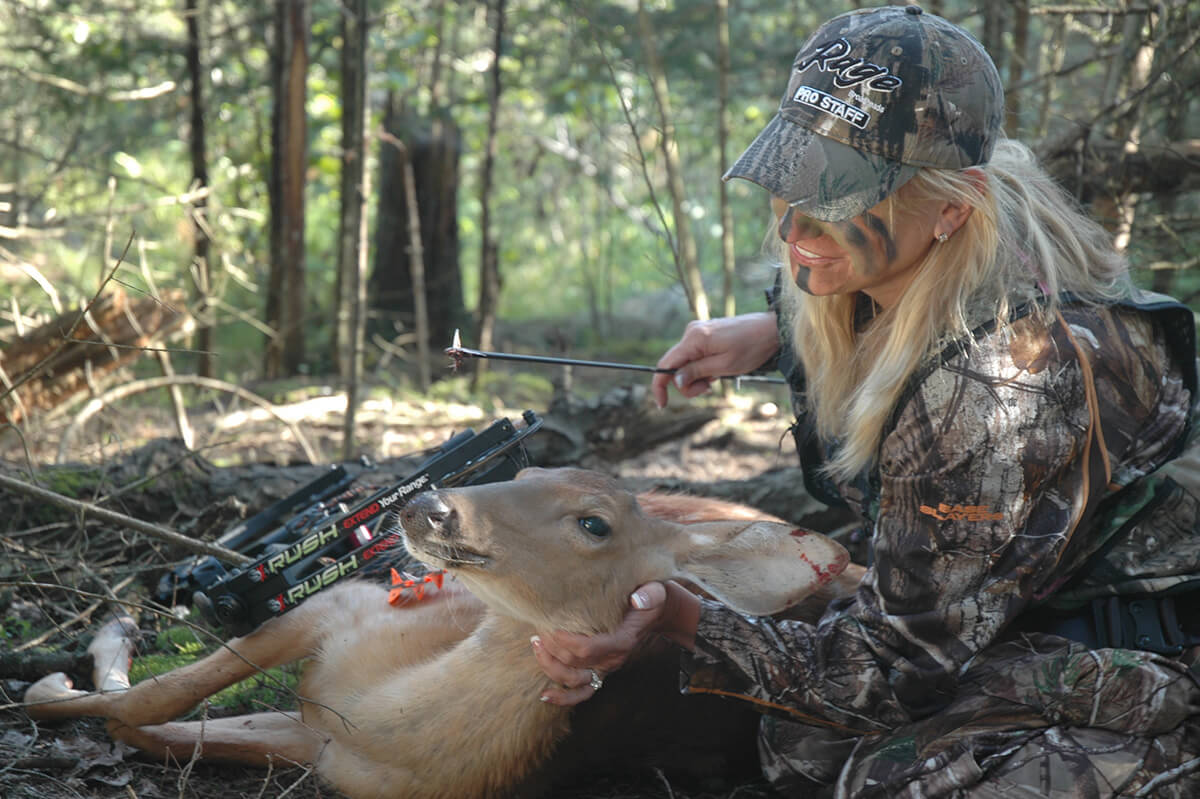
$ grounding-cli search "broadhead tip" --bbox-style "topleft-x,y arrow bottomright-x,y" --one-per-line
451,328 -> 461,349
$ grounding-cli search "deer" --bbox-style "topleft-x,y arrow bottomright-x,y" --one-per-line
23,466 -> 861,798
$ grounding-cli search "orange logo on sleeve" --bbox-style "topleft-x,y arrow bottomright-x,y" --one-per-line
919,503 -> 1003,522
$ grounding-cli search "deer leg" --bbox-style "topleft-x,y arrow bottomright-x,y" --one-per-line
97,578 -> 484,767
25,583 -> 371,728
106,710 -> 326,767
24,615 -> 141,721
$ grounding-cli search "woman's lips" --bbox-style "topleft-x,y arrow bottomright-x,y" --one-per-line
791,243 -> 841,267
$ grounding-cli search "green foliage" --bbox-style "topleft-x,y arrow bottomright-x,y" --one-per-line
1,0 -> 1197,394
0,616 -> 34,644
44,467 -> 103,499
131,623 -> 302,715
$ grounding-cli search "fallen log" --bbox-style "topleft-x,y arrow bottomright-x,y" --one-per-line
525,383 -> 719,467
0,650 -> 94,684
0,287 -> 190,425
0,471 -> 249,565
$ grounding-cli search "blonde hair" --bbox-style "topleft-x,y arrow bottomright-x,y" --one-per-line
777,138 -> 1131,480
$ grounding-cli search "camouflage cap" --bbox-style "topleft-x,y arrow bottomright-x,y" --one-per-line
725,4 -> 1004,221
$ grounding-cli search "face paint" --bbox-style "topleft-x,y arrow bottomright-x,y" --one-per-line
793,264 -> 813,293
860,213 -> 900,264
777,205 -> 822,242
771,190 -> 939,308
779,206 -> 825,293
831,212 -> 900,278
776,206 -> 817,292
777,206 -> 795,242
839,219 -> 868,249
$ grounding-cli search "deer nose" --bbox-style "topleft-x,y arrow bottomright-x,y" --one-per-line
402,491 -> 456,536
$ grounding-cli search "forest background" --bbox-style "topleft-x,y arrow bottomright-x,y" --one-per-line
2,0 -> 1198,469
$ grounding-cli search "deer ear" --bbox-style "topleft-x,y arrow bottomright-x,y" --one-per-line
674,522 -> 850,616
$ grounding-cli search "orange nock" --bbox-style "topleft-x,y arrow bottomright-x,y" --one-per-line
388,569 -> 447,605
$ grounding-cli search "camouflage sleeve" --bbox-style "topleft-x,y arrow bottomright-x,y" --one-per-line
681,307 -> 1188,733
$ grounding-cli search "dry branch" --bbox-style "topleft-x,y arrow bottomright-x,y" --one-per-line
55,374 -> 320,464
1041,137 -> 1200,199
0,471 -> 250,566
11,575 -> 136,653
1030,4 -> 1157,14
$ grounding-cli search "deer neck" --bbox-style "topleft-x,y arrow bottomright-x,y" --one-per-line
410,610 -> 570,736
464,612 -> 557,687
317,610 -> 572,798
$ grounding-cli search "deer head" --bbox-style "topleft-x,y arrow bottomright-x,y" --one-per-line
400,467 -> 850,634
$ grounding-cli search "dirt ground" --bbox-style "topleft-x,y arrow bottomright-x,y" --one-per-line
0,379 -> 801,799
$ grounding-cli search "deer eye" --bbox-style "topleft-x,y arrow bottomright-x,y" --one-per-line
577,516 -> 611,538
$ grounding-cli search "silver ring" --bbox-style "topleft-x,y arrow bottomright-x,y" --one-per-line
587,668 -> 604,691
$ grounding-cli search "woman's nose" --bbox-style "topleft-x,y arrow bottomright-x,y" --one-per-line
777,206 -> 821,242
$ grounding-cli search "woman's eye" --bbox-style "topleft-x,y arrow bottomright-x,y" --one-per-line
578,516 -> 611,538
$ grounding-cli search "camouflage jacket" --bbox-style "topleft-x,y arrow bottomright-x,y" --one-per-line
682,291 -> 1200,740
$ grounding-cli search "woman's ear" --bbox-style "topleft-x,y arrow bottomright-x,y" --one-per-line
935,168 -> 986,240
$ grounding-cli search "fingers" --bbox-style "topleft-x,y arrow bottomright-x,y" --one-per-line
529,634 -> 585,686
531,582 -> 670,707
531,637 -> 607,707
653,328 -> 719,408
672,370 -> 715,398
540,681 -> 600,707
532,625 -> 633,676
652,370 -> 715,408
651,372 -> 674,409
652,315 -> 780,408
629,581 -> 667,612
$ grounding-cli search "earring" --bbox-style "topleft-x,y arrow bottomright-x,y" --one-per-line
936,232 -> 949,244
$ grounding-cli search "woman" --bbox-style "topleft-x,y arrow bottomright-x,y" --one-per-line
532,5 -> 1200,797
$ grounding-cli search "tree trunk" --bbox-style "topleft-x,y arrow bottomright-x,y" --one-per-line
1152,4 -> 1189,295
185,0 -> 213,378
399,141 -> 432,391
1093,10 -> 1158,252
337,0 -> 368,459
636,0 -> 709,321
264,0 -> 309,379
1034,16 -> 1068,139
471,0 -> 507,389
428,0 -> 449,110
370,105 -> 463,369
1006,0 -> 1029,136
981,4 -> 1008,80
716,0 -> 734,321
1,104 -> 19,233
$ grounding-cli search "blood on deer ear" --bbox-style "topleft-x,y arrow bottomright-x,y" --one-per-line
672,521 -> 851,616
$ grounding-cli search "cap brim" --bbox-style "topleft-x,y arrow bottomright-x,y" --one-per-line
723,114 -> 919,222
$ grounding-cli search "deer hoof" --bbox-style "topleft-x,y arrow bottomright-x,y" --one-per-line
25,671 -> 75,700
88,616 -> 141,655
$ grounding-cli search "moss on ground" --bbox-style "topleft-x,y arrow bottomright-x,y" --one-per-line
129,623 -> 301,716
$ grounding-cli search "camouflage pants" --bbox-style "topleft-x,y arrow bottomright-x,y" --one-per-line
759,639 -> 1200,798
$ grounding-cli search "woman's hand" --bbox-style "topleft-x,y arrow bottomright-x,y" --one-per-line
651,312 -> 781,408
532,581 -> 701,706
